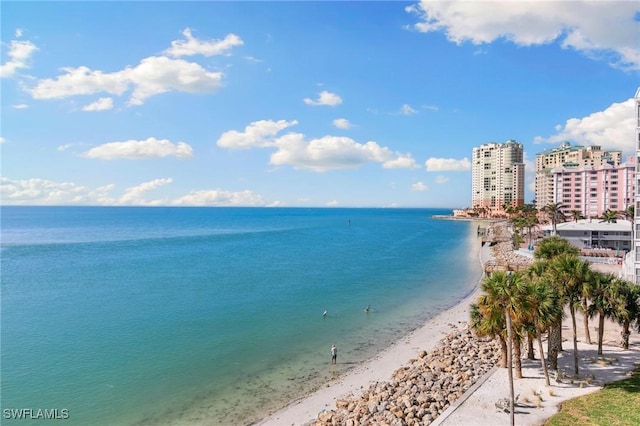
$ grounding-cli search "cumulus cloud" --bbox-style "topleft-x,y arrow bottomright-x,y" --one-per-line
82,137 -> 194,160
435,175 -> 449,184
30,57 -> 224,106
82,97 -> 114,111
399,104 -> 417,115
333,118 -> 352,129
165,28 -> 243,57
1,39 -> 38,78
171,189 -> 266,206
217,119 -> 299,149
0,177 -> 108,205
0,176 -> 270,206
406,0 -> 640,70
411,181 -> 428,191
28,29 -> 239,105
217,119 -> 420,171
303,90 -> 343,106
425,157 -> 471,172
533,97 -> 636,155
118,178 -> 173,205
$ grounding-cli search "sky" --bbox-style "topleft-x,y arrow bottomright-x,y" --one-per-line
1,1 -> 639,208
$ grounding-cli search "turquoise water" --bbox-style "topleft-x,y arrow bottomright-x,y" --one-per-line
1,207 -> 482,425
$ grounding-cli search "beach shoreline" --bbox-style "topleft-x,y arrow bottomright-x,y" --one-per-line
255,241 -> 493,425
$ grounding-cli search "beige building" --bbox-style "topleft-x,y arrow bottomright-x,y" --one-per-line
471,140 -> 524,216
535,142 -> 622,211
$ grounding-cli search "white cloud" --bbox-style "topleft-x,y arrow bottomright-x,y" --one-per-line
118,178 -> 173,205
326,200 -> 339,207
422,105 -> 439,111
435,175 -> 449,184
0,177 -> 106,205
217,119 -> 419,171
407,0 -> 640,70
31,56 -> 224,106
303,90 -> 343,106
82,137 -> 194,160
30,28 -> 234,106
425,157 -> 471,172
82,97 -> 114,111
0,177 -> 271,207
12,104 -> 28,109
333,118 -> 352,129
217,119 -> 299,149
0,137 -> 6,144
399,104 -> 417,115
30,66 -> 130,99
57,144 -> 73,151
165,28 -> 243,57
15,29 -> 23,38
411,181 -> 428,191
1,39 -> 38,78
533,97 -> 635,155
171,189 -> 266,206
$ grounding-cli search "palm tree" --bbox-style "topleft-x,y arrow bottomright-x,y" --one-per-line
534,236 -> 579,370
470,302 -> 507,368
570,210 -> 584,222
534,235 -> 579,261
612,280 -> 640,349
542,202 -> 566,235
476,271 -> 527,425
579,270 -> 595,345
550,254 -> 592,376
599,209 -> 619,224
587,273 -> 620,355
523,264 -> 562,386
619,205 -> 635,249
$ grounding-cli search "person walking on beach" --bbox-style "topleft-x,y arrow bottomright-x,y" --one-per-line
331,344 -> 337,364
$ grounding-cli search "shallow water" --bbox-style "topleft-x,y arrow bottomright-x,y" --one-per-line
1,207 -> 482,425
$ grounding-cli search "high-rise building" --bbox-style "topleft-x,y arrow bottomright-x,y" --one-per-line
633,87 -> 640,283
471,140 -> 525,216
535,142 -> 623,212
547,159 -> 635,219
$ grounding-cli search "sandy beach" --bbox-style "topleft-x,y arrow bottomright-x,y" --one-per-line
256,232 -> 640,426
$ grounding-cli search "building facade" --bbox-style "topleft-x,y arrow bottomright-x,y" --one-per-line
548,159 -> 635,219
535,142 -> 624,213
633,88 -> 640,283
472,140 -> 525,216
541,219 -> 632,252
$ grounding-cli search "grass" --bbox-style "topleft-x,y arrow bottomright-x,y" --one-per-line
545,367 -> 640,426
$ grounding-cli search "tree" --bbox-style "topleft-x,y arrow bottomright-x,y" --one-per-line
550,254 -> 592,376
534,236 -> 579,370
599,209 -> 619,224
619,205 -> 635,250
612,280 -> 640,350
476,271 -> 528,425
534,235 -> 579,261
587,273 -> 620,355
523,263 -> 562,387
542,202 -> 566,235
570,210 -> 584,222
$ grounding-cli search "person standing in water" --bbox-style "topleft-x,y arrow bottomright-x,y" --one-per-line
331,344 -> 337,364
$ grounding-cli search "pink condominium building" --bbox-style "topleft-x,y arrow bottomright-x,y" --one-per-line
534,142 -> 634,218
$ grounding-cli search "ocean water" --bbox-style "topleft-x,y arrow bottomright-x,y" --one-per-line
0,207 -> 483,425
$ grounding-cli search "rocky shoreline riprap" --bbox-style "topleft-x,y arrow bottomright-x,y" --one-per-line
311,326 -> 501,426
309,222 -> 520,426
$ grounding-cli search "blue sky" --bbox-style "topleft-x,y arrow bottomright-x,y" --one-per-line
1,1 -> 639,208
